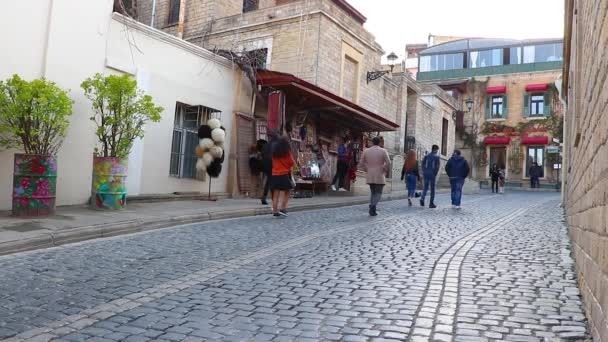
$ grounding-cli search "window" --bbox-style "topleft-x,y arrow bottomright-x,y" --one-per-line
441,118 -> 449,156
491,96 -> 504,118
523,43 -> 563,63
113,0 -> 135,16
469,49 -> 503,68
526,147 -> 544,178
167,0 -> 180,25
509,47 -> 522,64
486,95 -> 507,119
170,103 -> 221,179
530,94 -> 544,116
244,49 -> 268,70
243,0 -> 259,12
419,53 -> 464,72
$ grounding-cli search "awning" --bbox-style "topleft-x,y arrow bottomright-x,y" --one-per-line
522,136 -> 549,145
256,70 -> 399,132
486,86 -> 507,94
484,136 -> 511,145
525,84 -> 549,92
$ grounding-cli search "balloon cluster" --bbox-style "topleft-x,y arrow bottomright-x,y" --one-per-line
195,118 -> 226,178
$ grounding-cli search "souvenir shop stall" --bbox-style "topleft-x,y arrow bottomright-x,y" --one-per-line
251,70 -> 399,198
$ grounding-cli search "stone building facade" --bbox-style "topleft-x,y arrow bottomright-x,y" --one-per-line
130,0 -> 457,196
562,1 -> 608,341
417,37 -> 564,188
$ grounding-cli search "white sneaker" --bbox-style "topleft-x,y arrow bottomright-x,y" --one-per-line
456,206 -> 461,210
339,188 -> 347,192
331,185 -> 337,191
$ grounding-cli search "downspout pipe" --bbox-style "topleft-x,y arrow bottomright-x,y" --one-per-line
177,0 -> 186,39
150,0 -> 157,27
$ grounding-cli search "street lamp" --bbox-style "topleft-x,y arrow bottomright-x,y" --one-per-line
465,98 -> 474,112
367,52 -> 399,84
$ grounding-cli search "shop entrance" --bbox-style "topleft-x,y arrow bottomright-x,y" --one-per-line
488,146 -> 506,177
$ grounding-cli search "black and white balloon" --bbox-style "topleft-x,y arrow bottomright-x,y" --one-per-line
195,118 -> 226,178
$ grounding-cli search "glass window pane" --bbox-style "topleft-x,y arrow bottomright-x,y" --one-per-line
510,47 -> 521,64
524,46 -> 535,63
419,56 -> 431,72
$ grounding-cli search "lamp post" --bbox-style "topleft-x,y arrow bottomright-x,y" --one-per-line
367,52 -> 399,84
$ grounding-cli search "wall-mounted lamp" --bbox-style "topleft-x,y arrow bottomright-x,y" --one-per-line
366,52 -> 399,84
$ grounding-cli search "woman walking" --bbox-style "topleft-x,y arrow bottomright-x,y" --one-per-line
271,137 -> 296,217
401,150 -> 420,206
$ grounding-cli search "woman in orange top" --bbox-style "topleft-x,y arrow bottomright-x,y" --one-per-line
271,136 -> 296,217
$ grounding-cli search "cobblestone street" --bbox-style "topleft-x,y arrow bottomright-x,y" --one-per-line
0,192 -> 590,341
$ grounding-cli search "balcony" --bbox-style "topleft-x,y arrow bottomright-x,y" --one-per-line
417,61 -> 563,82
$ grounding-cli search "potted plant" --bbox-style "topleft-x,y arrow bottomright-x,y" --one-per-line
81,73 -> 162,210
0,75 -> 73,216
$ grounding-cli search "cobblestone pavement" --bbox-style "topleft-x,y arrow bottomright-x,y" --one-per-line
0,192 -> 591,341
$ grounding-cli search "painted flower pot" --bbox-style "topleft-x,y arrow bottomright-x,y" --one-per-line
91,156 -> 128,210
12,154 -> 57,217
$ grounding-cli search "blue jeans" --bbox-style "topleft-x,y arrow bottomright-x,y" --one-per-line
450,177 -> 465,206
406,174 -> 417,198
421,175 -> 436,204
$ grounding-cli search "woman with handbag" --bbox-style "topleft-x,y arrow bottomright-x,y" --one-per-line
401,150 -> 420,207
271,136 -> 296,217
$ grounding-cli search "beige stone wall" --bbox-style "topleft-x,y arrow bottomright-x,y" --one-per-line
563,1 -> 608,341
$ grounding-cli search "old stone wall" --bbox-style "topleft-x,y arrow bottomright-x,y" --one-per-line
563,1 -> 608,341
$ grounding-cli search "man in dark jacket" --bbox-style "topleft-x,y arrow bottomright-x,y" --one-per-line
529,162 -> 542,188
445,149 -> 470,209
420,145 -> 441,208
261,129 -> 279,205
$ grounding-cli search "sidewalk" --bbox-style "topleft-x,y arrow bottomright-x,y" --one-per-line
0,190 -> 431,256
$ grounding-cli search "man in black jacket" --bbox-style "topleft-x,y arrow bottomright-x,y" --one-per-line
261,129 -> 279,205
445,150 -> 470,209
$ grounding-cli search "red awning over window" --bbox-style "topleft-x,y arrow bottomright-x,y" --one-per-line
484,136 -> 511,145
486,86 -> 507,94
521,136 -> 549,145
525,84 -> 549,92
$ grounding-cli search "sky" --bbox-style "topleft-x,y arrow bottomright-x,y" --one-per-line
346,0 -> 565,61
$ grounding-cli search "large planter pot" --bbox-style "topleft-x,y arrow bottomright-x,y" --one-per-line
12,154 -> 57,217
91,156 -> 128,210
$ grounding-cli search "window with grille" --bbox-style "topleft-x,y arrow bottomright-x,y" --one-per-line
167,0 -> 180,25
170,103 -> 221,179
245,49 -> 268,70
243,0 -> 259,13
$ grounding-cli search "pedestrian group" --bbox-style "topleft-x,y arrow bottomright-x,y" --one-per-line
257,130 -> 478,217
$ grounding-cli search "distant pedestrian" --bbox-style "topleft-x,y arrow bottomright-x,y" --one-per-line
420,145 -> 440,208
529,162 -> 542,188
498,168 -> 506,194
271,136 -> 296,217
260,129 -> 280,205
490,164 -> 500,193
331,137 -> 350,191
445,150 -> 470,209
360,136 -> 391,216
401,150 -> 420,207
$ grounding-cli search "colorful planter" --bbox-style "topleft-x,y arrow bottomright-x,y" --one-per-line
91,156 -> 128,210
12,154 -> 57,217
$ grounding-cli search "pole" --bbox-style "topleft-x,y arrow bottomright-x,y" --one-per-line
150,0 -> 157,27
208,177 -> 212,200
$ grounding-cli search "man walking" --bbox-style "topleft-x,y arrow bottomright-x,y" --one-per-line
420,145 -> 441,208
260,129 -> 279,205
529,162 -> 542,188
331,137 -> 350,191
445,150 -> 470,209
359,136 -> 391,216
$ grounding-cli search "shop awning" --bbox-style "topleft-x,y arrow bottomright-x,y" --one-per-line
486,86 -> 507,94
484,136 -> 511,145
256,70 -> 399,132
525,84 -> 549,92
522,136 -> 549,145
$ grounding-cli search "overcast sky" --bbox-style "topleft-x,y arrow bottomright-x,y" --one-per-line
347,0 -> 565,60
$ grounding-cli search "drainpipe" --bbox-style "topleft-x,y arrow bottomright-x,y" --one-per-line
41,0 -> 55,78
150,0 -> 157,27
177,0 -> 186,39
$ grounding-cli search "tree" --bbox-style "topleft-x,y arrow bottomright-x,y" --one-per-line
0,75 -> 73,155
81,73 -> 163,158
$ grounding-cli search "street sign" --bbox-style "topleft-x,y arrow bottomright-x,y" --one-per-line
547,146 -> 560,154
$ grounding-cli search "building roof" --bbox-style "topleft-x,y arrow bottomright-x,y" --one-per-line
256,70 -> 398,131
420,37 -> 564,55
333,0 -> 367,24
